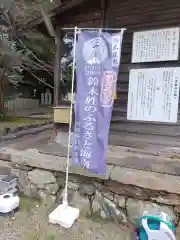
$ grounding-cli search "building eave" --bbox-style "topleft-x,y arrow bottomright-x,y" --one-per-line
27,0 -> 90,28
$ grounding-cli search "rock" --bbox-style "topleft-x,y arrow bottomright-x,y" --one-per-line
126,198 -> 176,225
14,150 -> 112,180
102,191 -> 114,201
101,210 -> 109,219
10,152 -> 24,164
56,188 -> 75,203
56,173 -> 66,187
99,198 -> 127,223
0,127 -> 7,136
57,188 -> 90,216
15,170 -> 38,197
174,205 -> 180,213
114,195 -> 126,208
104,181 -> 149,200
28,169 -> 56,188
68,174 -> 86,184
70,191 -> 90,216
92,196 -> 102,214
110,166 -> 180,195
39,190 -> 56,208
176,222 -> 180,240
0,160 -> 11,175
0,150 -> 11,161
79,184 -> 96,197
68,182 -> 79,191
151,194 -> 180,206
11,162 -> 33,171
45,183 -> 59,195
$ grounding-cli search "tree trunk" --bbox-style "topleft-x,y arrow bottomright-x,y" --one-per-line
0,71 -> 5,115
0,83 -> 4,114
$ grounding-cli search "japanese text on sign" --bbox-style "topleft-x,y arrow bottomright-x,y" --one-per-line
112,34 -> 122,67
100,71 -> 117,107
127,67 -> 180,123
80,73 -> 99,169
132,28 -> 180,63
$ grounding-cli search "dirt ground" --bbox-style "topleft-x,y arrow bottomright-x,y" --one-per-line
0,197 -> 133,240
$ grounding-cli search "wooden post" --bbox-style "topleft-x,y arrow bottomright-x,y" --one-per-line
54,32 -> 61,106
53,29 -> 61,140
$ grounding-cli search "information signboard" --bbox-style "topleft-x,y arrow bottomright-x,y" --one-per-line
132,28 -> 180,63
127,68 -> 180,122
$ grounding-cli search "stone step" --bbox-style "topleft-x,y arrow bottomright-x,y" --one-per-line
1,147 -> 180,195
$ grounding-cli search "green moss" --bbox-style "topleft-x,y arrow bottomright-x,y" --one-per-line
0,116 -> 52,134
20,196 -> 40,213
45,235 -> 56,240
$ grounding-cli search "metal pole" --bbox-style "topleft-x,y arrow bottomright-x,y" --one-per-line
62,27 -> 126,31
63,26 -> 78,205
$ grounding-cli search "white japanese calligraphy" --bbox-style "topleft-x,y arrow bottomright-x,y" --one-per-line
84,122 -> 94,131
81,159 -> 91,169
112,34 -> 121,67
84,131 -> 93,140
84,114 -> 96,122
88,77 -> 99,86
88,86 -> 98,96
85,96 -> 96,105
80,148 -> 92,158
84,105 -> 97,112
83,139 -> 92,148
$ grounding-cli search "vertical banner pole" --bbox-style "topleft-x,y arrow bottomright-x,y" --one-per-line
63,26 -> 78,205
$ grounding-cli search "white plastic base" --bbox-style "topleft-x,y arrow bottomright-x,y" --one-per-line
0,193 -> 20,213
49,204 -> 80,228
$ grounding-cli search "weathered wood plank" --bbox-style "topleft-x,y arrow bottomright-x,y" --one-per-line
107,0 -> 180,145
110,122 -> 180,137
108,132 -> 180,148
108,153 -> 180,176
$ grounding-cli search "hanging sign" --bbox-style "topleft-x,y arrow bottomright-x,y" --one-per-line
72,30 -> 124,174
132,28 -> 180,63
127,67 -> 180,123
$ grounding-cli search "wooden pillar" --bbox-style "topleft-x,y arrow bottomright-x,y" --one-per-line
53,28 -> 61,140
54,29 -> 61,106
101,0 -> 108,27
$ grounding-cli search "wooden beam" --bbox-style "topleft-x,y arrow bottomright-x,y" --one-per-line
27,0 -> 90,28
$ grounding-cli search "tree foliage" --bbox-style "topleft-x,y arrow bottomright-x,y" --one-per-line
0,0 -> 74,116
0,3 -> 55,87
0,1 -> 57,115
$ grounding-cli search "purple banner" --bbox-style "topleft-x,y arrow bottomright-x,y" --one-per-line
72,30 -> 124,174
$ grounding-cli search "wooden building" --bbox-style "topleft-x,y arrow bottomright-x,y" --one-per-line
32,0 -> 180,151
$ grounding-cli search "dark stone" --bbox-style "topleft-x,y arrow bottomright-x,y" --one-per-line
0,123 -> 52,141
104,181 -> 149,200
79,184 -> 96,197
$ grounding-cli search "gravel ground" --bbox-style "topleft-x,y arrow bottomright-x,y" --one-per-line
0,197 -> 134,240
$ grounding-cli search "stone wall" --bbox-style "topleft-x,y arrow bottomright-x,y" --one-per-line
1,148 -> 180,231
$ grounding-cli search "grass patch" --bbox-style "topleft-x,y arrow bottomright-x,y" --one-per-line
26,231 -> 56,240
85,211 -> 111,224
0,116 -> 52,135
20,196 -> 40,213
1,116 -> 51,128
46,234 -> 56,240
26,230 -> 41,240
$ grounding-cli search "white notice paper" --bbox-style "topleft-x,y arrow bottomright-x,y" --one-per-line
127,68 -> 180,122
132,28 -> 180,63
